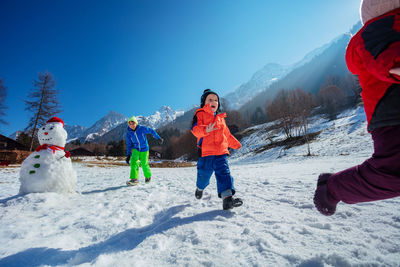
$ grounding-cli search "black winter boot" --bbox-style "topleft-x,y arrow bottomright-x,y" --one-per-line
195,188 -> 203,199
223,196 -> 243,210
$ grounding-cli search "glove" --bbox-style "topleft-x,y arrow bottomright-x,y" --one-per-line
206,122 -> 218,133
125,155 -> 131,165
159,138 -> 164,144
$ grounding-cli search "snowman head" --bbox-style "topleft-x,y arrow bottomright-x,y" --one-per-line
37,117 -> 68,147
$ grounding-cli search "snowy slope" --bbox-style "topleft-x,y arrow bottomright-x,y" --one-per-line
1,107 -> 400,266
231,106 -> 372,163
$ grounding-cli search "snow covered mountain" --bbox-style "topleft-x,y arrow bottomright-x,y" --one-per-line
136,106 -> 184,130
224,63 -> 291,109
224,23 -> 362,111
81,111 -> 128,143
93,106 -> 184,144
66,106 -> 184,144
223,43 -> 335,110
64,125 -> 87,141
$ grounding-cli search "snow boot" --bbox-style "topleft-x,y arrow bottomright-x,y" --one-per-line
145,177 -> 151,183
313,173 -> 339,216
126,179 -> 139,186
195,188 -> 203,199
223,196 -> 243,210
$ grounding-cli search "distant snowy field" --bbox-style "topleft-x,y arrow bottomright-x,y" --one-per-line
1,107 -> 400,266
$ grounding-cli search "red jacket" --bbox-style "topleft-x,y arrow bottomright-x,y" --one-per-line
345,8 -> 400,131
191,104 -> 241,157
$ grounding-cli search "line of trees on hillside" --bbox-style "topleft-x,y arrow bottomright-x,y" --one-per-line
264,74 -> 361,155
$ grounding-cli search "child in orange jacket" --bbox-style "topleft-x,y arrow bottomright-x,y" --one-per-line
191,89 -> 243,210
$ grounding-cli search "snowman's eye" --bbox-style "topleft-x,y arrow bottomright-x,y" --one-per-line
42,127 -> 45,130
50,127 -> 54,130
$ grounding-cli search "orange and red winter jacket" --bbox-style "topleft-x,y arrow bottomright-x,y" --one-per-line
191,104 -> 241,157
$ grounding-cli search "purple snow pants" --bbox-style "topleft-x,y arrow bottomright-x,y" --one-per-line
328,125 -> 400,204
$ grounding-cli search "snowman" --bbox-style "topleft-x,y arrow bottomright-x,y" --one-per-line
19,117 -> 77,194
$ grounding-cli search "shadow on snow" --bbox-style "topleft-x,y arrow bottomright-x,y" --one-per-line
80,185 -> 128,195
0,204 -> 233,267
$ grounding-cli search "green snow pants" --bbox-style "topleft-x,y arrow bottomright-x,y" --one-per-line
130,149 -> 151,179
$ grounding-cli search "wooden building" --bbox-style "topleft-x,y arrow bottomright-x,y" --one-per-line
0,135 -> 30,165
69,147 -> 95,157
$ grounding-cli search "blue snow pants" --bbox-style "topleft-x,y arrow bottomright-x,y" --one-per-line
196,154 -> 235,198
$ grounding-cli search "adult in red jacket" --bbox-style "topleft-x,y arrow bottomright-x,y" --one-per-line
191,89 -> 243,210
314,0 -> 400,216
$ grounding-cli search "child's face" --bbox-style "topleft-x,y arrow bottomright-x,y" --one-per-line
205,94 -> 218,113
128,121 -> 137,130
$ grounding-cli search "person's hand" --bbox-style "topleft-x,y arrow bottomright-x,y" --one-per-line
159,138 -> 164,144
206,122 -> 218,133
125,155 -> 131,165
389,67 -> 400,76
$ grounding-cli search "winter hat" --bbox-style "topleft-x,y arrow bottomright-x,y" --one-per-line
360,0 -> 400,24
128,115 -> 138,124
46,117 -> 64,127
200,89 -> 220,111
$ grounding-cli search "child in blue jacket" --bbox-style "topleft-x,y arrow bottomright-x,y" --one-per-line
126,116 -> 163,185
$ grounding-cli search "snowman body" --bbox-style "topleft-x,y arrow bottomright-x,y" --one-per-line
19,120 -> 77,194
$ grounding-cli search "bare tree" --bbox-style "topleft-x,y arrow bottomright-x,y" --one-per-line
250,107 -> 267,125
290,88 -> 315,155
340,74 -> 362,105
318,84 -> 346,119
166,130 -> 197,160
266,89 -> 296,138
24,71 -> 62,151
226,110 -> 246,132
0,78 -> 7,126
321,75 -> 341,89
266,88 -> 315,154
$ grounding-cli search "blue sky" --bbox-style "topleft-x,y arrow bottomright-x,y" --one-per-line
0,0 -> 360,136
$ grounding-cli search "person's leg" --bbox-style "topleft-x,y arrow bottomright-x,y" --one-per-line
139,151 -> 152,179
129,149 -> 140,180
196,156 -> 214,190
328,125 -> 400,204
213,155 -> 235,197
213,155 -> 243,210
315,125 -> 400,215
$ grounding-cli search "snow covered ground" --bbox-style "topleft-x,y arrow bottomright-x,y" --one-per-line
1,107 -> 400,266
